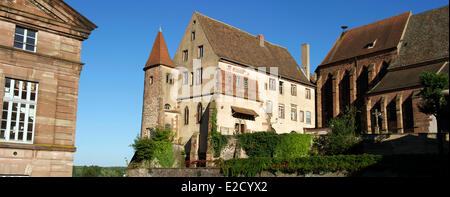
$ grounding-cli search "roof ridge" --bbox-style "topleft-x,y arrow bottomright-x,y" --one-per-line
194,11 -> 287,49
346,11 -> 411,33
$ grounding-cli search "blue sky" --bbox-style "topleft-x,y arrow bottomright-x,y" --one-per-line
64,0 -> 449,167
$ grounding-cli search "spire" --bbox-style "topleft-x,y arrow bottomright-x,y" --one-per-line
145,29 -> 176,69
159,25 -> 162,32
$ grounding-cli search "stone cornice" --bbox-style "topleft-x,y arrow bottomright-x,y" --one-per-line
0,2 -> 96,41
0,142 -> 77,152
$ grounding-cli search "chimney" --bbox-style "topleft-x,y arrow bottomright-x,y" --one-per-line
301,43 -> 310,81
257,34 -> 264,47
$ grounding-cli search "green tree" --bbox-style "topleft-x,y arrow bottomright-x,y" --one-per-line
81,165 -> 101,177
418,71 -> 449,154
320,107 -> 361,155
152,126 -> 174,142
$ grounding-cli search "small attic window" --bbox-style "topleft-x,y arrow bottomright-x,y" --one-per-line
365,39 -> 377,49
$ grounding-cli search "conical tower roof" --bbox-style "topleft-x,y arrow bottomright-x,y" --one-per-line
145,29 -> 176,69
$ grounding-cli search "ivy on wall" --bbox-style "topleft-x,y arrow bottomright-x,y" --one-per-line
209,107 -> 229,157
236,132 -> 313,158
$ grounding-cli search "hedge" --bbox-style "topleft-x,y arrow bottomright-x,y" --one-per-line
219,154 -> 449,177
236,132 -> 312,158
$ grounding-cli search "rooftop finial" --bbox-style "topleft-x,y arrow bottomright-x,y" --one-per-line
159,25 -> 162,32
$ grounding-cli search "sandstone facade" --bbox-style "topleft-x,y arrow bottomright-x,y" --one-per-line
0,0 -> 96,176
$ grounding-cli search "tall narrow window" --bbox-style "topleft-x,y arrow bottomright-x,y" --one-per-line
291,84 -> 297,96
198,45 -> 203,58
266,101 -> 272,114
1,78 -> 38,143
183,50 -> 188,62
306,111 -> 311,124
183,72 -> 188,85
299,110 -> 305,122
279,81 -> 284,95
191,72 -> 194,86
244,78 -> 248,89
235,76 -> 240,87
184,107 -> 189,125
305,88 -> 311,100
197,103 -> 202,124
269,78 -> 276,91
196,68 -> 202,85
191,32 -> 196,41
149,76 -> 153,85
14,26 -> 37,52
166,73 -> 173,84
278,104 -> 285,119
291,105 -> 297,121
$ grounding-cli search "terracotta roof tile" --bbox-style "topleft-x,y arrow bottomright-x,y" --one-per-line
319,11 -> 411,67
145,31 -> 176,68
195,12 -> 312,85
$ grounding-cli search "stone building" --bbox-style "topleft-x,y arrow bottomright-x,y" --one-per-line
141,12 -> 315,162
0,0 -> 96,176
315,5 -> 448,134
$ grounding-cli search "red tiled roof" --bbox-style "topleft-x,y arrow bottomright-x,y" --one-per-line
318,11 -> 411,67
145,31 -> 176,68
195,12 -> 312,85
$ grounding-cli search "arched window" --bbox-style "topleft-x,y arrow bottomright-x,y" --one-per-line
197,103 -> 202,123
164,104 -> 171,110
184,107 -> 189,125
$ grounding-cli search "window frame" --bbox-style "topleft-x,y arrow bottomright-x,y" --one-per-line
291,105 -> 297,121
291,84 -> 297,96
306,111 -> 311,124
182,50 -> 188,62
269,78 -> 276,91
306,88 -> 311,100
14,26 -> 38,53
198,45 -> 203,58
184,107 -> 189,125
197,103 -> 202,124
279,81 -> 284,95
196,68 -> 202,85
299,110 -> 305,122
0,78 -> 39,144
183,72 -> 189,85
278,104 -> 285,119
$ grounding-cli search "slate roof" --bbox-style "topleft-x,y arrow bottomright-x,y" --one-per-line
368,5 -> 449,94
145,30 -> 176,69
195,12 -> 312,86
388,5 -> 449,69
318,12 -> 410,67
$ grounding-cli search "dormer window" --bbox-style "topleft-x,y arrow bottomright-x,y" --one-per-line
365,39 -> 377,49
14,26 -> 37,52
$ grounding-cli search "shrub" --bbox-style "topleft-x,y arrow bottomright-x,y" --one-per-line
315,107 -> 362,155
151,141 -> 175,168
275,134 -> 312,158
219,154 -> 383,177
152,126 -> 174,142
236,131 -> 280,157
130,127 -> 176,168
236,132 -> 312,158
